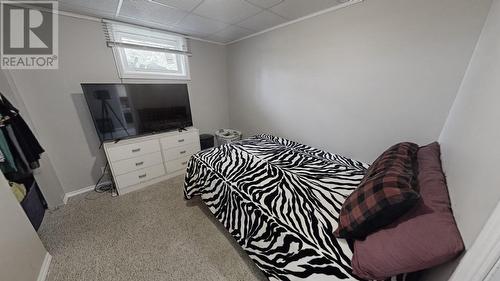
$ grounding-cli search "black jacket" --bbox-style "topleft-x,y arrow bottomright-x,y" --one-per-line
0,93 -> 44,166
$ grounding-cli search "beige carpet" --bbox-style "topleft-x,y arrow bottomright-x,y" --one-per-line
38,176 -> 268,281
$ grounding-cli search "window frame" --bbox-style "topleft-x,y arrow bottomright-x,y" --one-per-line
110,28 -> 191,80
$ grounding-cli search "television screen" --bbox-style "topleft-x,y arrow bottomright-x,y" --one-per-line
81,83 -> 193,142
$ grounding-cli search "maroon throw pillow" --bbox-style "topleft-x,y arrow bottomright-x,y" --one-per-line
334,142 -> 420,239
351,142 -> 465,280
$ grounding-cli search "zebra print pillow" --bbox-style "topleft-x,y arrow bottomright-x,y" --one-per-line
184,134 -> 409,281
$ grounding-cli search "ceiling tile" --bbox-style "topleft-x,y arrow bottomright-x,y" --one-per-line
175,14 -> 229,36
167,25 -> 207,38
148,0 -> 203,11
119,0 -> 187,27
193,0 -> 261,24
59,0 -> 118,12
58,0 -> 119,17
244,0 -> 283,9
271,0 -> 342,20
56,0 -> 348,44
237,10 -> 286,31
208,25 -> 254,43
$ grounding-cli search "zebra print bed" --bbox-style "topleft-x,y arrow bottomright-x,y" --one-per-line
184,134 -> 406,281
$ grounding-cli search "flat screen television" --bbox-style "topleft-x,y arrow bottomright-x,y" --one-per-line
82,83 -> 193,142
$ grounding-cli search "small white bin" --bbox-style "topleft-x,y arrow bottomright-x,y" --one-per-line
215,129 -> 242,146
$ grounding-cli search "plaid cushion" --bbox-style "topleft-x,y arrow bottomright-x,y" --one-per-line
334,142 -> 420,239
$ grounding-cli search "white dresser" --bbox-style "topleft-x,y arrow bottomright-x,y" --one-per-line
103,127 -> 200,195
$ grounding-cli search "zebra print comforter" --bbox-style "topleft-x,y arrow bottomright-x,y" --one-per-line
184,135 -> 401,281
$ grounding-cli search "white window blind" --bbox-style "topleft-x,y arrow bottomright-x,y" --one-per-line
102,20 -> 191,80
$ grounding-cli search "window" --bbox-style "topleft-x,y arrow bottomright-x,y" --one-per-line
103,21 -> 190,80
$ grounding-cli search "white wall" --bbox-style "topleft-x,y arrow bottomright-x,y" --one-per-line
438,0 -> 500,250
227,0 -> 491,164
0,172 -> 48,281
421,1 -> 500,279
9,14 -> 229,193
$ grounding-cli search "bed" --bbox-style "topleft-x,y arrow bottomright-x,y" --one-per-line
184,134 -> 406,281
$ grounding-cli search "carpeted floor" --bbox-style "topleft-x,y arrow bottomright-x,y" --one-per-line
38,176 -> 268,281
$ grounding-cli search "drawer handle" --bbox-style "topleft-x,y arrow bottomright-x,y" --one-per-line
135,161 -> 144,166
131,148 -> 141,153
181,161 -> 188,165
179,150 -> 187,154
178,139 -> 185,143
138,173 -> 147,179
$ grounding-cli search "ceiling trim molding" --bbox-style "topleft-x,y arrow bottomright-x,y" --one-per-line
115,0 -> 124,17
226,0 -> 365,45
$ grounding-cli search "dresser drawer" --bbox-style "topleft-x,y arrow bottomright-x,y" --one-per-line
166,156 -> 191,173
107,139 -> 160,162
160,132 -> 198,149
163,144 -> 200,161
115,164 -> 165,189
112,152 -> 163,176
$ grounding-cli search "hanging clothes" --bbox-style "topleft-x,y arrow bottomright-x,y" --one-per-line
0,93 -> 44,168
2,126 -> 32,179
0,94 -> 46,230
5,125 -> 32,169
0,129 -> 17,173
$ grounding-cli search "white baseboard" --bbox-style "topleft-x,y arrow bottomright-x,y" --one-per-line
37,253 -> 52,281
63,185 -> 94,204
63,181 -> 113,204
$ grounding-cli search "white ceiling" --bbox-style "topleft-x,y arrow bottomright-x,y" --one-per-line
54,0 -> 350,44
